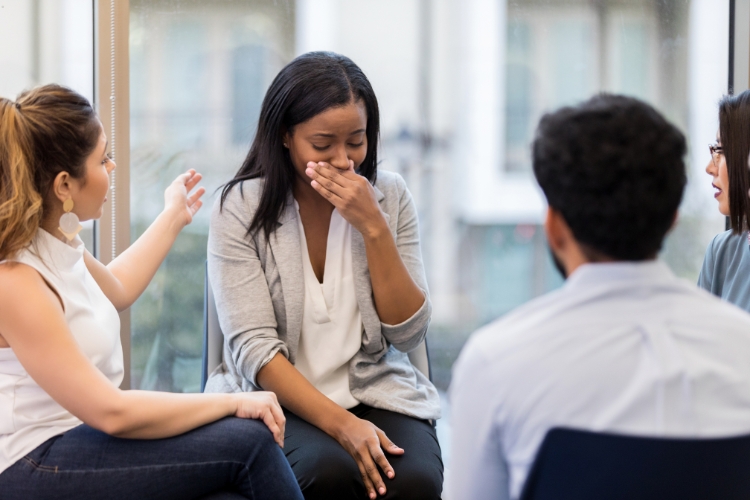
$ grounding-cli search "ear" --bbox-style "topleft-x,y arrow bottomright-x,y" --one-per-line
669,210 -> 679,231
544,207 -> 567,253
281,129 -> 291,149
51,171 -> 74,204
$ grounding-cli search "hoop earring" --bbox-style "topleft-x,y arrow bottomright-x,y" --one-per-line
59,198 -> 82,242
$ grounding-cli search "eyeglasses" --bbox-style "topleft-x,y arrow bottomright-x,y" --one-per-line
709,143 -> 724,165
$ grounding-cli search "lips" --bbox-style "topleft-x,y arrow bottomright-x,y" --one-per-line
713,184 -> 722,198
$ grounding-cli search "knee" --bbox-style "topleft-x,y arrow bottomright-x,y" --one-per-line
203,418 -> 278,461
389,464 -> 443,500
295,451 -> 363,498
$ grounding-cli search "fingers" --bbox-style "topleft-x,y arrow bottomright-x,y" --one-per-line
360,445 -> 387,498
377,428 -> 405,456
185,171 -> 202,191
371,434 -> 396,480
306,162 -> 347,193
189,200 -> 203,217
174,169 -> 202,191
187,186 -> 206,206
356,455 -> 379,499
260,407 -> 284,448
267,393 -> 286,439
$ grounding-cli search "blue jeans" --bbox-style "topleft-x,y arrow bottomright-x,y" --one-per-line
0,417 -> 303,500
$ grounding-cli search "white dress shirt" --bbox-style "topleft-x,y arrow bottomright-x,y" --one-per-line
294,203 -> 362,409
450,260 -> 750,500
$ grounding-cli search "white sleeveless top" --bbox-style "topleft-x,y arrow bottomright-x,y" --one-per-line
0,229 -> 123,475
294,203 -> 362,409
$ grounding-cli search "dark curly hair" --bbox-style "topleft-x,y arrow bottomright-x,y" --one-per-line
532,94 -> 687,261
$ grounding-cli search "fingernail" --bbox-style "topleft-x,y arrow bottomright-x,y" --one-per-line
379,487 -> 386,495
370,493 -> 376,499
387,471 -> 394,479
306,168 -> 314,176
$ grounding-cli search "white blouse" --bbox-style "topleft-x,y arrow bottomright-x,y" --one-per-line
294,203 -> 362,409
0,229 -> 123,475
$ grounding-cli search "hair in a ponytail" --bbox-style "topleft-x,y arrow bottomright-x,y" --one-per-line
0,84 -> 101,261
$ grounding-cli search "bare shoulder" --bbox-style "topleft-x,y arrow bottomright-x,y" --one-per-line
0,262 -> 62,312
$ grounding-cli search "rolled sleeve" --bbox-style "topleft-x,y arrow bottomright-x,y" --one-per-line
207,187 -> 288,388
380,173 -> 433,352
381,287 -> 431,352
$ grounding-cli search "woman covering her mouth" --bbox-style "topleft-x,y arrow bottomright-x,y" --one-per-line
206,51 -> 443,500
698,89 -> 750,312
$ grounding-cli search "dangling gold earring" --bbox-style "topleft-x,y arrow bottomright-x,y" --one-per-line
59,198 -> 82,242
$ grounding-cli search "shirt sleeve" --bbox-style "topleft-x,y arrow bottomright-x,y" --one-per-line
449,337 -> 511,500
697,235 -> 717,293
207,187 -> 289,388
379,173 -> 433,352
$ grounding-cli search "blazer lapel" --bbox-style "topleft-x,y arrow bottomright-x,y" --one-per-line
269,196 -> 304,361
352,184 -> 390,354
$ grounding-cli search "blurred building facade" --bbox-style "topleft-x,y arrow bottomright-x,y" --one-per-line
0,0 -> 728,393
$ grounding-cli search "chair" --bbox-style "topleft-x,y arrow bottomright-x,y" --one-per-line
520,427 -> 750,500
201,263 -> 432,391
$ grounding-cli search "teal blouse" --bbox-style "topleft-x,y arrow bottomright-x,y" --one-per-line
698,229 -> 750,314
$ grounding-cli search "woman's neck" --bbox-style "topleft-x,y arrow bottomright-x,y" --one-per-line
39,208 -> 68,243
293,178 -> 334,214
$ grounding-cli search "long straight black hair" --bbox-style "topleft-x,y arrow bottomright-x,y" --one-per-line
719,89 -> 750,234
221,51 -> 380,239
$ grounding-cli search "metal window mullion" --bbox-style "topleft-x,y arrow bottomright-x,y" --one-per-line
95,0 -> 131,389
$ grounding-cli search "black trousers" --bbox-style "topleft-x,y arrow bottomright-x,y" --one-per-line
282,404 -> 443,500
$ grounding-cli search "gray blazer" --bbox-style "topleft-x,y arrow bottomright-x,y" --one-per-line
205,170 -> 441,420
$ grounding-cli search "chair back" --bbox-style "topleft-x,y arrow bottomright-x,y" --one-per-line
520,427 -> 750,500
201,263 -> 432,391
201,265 -> 224,391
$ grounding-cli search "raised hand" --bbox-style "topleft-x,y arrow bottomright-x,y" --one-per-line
305,160 -> 388,239
164,169 -> 205,227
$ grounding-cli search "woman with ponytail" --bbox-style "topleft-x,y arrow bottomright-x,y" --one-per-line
0,85 -> 302,500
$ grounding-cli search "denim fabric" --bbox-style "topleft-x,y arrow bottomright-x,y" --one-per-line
0,417 -> 303,500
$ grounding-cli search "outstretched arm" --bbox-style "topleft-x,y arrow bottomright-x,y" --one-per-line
0,263 -> 285,445
85,170 -> 205,311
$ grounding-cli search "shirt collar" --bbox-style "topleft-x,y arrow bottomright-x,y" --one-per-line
563,259 -> 675,291
33,228 -> 85,271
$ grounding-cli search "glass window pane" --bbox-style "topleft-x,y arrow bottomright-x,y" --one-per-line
129,0 -> 295,392
127,0 -> 729,472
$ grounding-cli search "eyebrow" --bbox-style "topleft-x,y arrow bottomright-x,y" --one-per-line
310,129 -> 366,139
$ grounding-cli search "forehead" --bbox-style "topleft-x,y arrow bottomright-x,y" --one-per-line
298,100 -> 367,133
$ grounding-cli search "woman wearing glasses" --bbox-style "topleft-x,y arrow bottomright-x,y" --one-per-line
698,90 -> 750,311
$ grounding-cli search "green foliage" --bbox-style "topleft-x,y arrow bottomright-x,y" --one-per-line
131,224 -> 207,393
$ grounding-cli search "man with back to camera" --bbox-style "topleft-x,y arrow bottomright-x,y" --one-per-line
449,94 -> 750,500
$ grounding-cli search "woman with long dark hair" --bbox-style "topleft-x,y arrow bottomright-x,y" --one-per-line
699,90 -> 750,312
0,85 -> 302,500
206,52 -> 443,499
